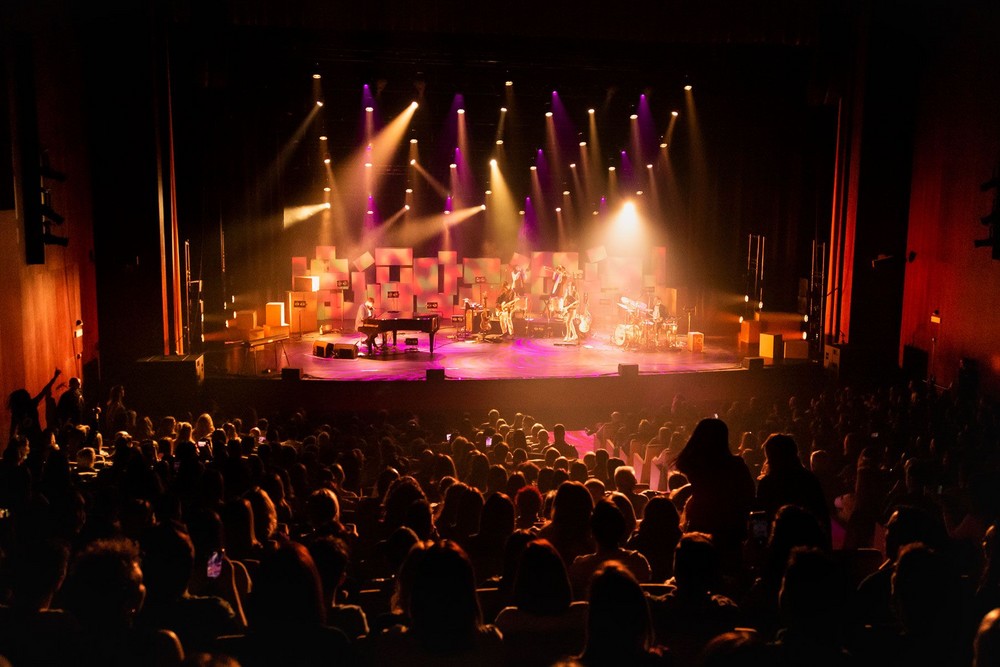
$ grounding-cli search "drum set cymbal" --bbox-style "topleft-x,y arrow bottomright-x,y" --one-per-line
614,296 -> 683,351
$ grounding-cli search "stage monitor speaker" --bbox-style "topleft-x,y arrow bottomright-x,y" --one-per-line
333,343 -> 358,359
134,354 -> 205,386
313,343 -> 329,358
618,363 -> 639,379
426,368 -> 446,381
281,367 -> 301,380
742,356 -> 764,371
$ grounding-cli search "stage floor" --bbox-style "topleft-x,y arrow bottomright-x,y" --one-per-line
229,326 -> 744,382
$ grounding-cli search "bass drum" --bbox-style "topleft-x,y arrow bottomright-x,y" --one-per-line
612,324 -> 628,346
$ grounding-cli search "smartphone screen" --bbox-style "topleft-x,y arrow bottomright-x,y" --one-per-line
749,511 -> 769,545
207,551 -> 223,579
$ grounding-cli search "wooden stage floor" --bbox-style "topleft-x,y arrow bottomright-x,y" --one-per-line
223,325 -> 744,382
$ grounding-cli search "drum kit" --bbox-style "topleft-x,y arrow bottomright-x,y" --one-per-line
613,297 -> 682,351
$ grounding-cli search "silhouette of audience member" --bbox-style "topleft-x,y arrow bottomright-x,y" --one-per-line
755,433 -> 829,532
366,540 -> 503,666
0,539 -> 82,664
975,608 -> 1000,667
570,499 -> 651,597
466,492 -> 516,582
698,630 -> 769,667
495,539 -> 588,667
552,424 -> 580,460
891,542 -> 971,667
576,562 -> 668,666
673,418 -> 755,571
61,538 -> 183,667
307,535 -> 369,639
221,541 -> 352,666
769,547 -> 851,666
137,521 -> 241,654
515,485 -> 543,530
537,482 -> 595,567
741,504 -> 827,640
628,496 -> 682,582
648,532 -> 740,666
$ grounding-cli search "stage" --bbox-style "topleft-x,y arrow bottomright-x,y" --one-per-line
232,325 -> 740,382
180,324 -> 825,429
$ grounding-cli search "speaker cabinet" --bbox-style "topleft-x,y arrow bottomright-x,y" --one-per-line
618,363 -> 639,378
742,356 -> 764,371
314,343 -> 330,358
333,343 -> 358,359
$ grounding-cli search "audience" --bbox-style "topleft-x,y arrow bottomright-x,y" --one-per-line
1,376 -> 998,667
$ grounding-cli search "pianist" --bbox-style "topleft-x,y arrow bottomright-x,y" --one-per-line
355,297 -> 383,354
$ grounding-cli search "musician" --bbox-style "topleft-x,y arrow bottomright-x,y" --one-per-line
551,265 -> 568,298
355,296 -> 383,354
562,282 -> 580,344
653,297 -> 668,321
511,264 -> 528,296
496,282 -> 517,338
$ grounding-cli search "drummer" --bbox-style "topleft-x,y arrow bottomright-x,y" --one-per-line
652,296 -> 668,321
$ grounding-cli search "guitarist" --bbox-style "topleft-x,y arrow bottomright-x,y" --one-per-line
497,282 -> 517,338
561,282 -> 580,344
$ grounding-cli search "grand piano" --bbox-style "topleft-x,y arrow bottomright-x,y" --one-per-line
360,311 -> 441,355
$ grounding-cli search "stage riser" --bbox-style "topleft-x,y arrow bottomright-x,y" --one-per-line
178,363 -> 824,429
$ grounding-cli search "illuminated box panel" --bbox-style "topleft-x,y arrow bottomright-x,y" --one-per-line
329,259 -> 349,274
351,271 -> 368,306
291,256 -> 308,278
315,245 -> 336,261
587,246 -> 608,263
604,257 -> 643,293
293,275 -> 319,292
442,263 -> 463,296
417,293 -> 453,318
309,259 -> 328,275
585,262 -> 599,282
529,252 -> 554,295
265,302 -> 286,327
413,258 -> 439,296
315,290 -> 344,322
381,282 -> 414,311
376,266 -> 391,284
287,291 -> 318,334
375,247 -> 413,266
353,252 -> 375,272
438,250 -> 458,265
318,272 -> 338,290
463,257 -> 503,285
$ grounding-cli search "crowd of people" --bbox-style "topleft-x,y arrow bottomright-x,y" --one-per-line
2,371 -> 1000,666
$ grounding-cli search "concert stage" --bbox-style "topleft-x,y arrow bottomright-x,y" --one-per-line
192,325 -> 825,428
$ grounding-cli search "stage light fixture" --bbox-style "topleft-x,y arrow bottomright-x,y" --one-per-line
364,162 -> 372,168
404,205 -> 410,210
744,295 -> 750,302
563,190 -> 570,195
480,204 -> 486,210
588,109 -> 595,114
323,187 -> 331,192
530,166 -> 536,171
671,111 -> 679,117
630,114 -> 638,120
410,159 -> 416,165
569,163 -> 576,169
545,112 -> 553,118
505,80 -> 513,86
684,84 -> 692,91
660,143 -> 668,149
457,108 -> 465,114
405,188 -> 413,193
410,139 -> 418,144
608,167 -> 615,172
323,158 -> 331,164
646,164 -> 653,169
500,107 -> 507,113
555,207 -> 561,212
758,301 -> 764,309
496,140 -> 504,145
319,135 -> 328,141
489,159 -> 497,166
312,73 -> 321,79
579,142 -> 587,147
316,101 -> 324,107
485,190 -> 492,195
739,316 -> 744,324
450,163 -> 457,169
365,106 -> 373,112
